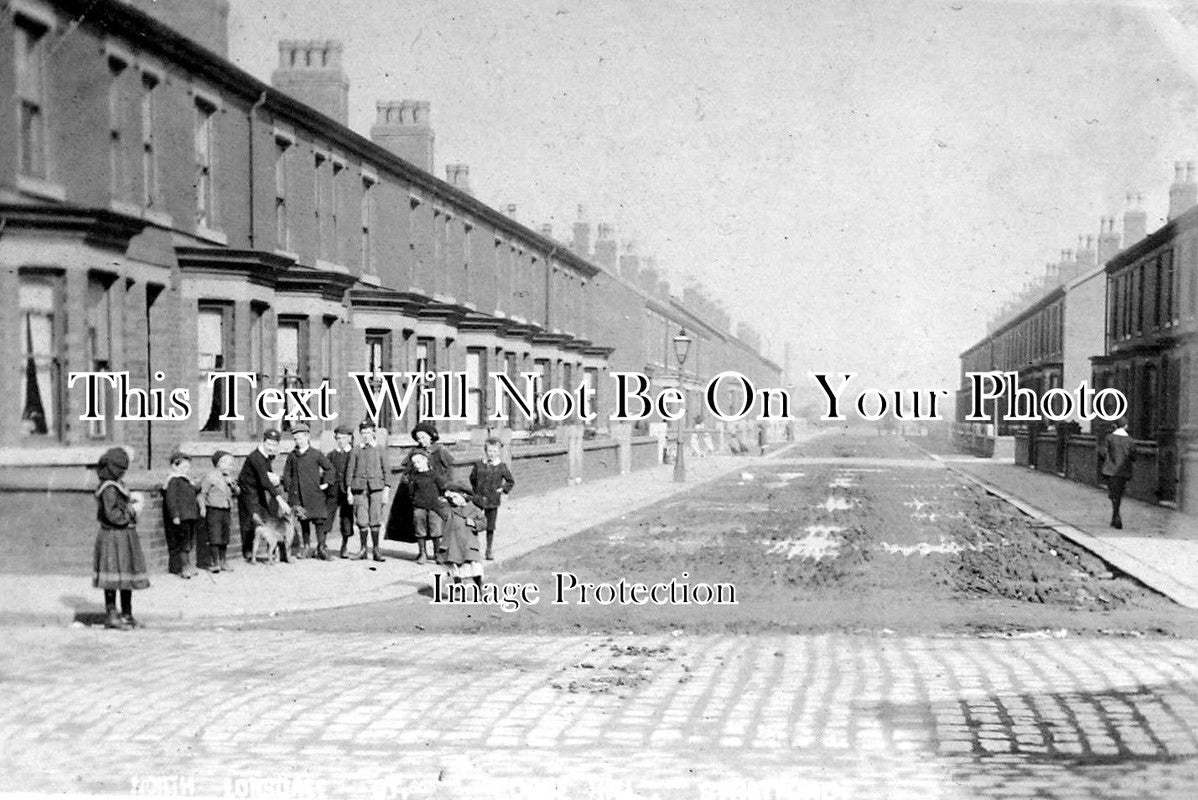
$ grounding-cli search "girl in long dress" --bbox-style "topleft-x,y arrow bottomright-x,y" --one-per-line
93,447 -> 150,629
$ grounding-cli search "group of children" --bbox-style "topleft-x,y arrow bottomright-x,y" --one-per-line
91,422 -> 516,628
403,422 -> 515,592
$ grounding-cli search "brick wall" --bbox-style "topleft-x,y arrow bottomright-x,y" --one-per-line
581,440 -> 619,481
631,437 -> 660,471
0,475 -> 166,576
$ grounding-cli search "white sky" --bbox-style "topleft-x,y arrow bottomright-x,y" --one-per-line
229,0 -> 1198,393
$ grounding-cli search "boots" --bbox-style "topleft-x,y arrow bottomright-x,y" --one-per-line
339,537 -> 349,559
485,532 -> 495,561
1111,500 -> 1124,529
415,538 -> 427,564
219,547 -> 232,572
119,590 -> 140,629
353,530 -> 370,560
371,528 -> 385,562
102,590 -> 128,630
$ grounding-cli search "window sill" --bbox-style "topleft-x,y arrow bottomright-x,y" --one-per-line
195,225 -> 228,246
17,174 -> 66,203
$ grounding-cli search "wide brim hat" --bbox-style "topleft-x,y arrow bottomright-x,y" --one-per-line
411,421 -> 440,442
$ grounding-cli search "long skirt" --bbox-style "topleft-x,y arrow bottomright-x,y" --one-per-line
93,527 -> 151,590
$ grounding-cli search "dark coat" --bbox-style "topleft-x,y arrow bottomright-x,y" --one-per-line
327,447 -> 353,503
1101,433 -> 1137,478
469,461 -> 515,509
238,447 -> 283,521
409,471 -> 448,511
284,446 -> 335,521
437,502 -> 484,565
97,481 -> 136,530
163,476 -> 201,522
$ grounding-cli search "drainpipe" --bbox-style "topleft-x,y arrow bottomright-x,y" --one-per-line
247,91 -> 268,248
544,244 -> 558,331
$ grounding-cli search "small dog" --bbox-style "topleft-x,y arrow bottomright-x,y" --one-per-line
251,511 -> 301,564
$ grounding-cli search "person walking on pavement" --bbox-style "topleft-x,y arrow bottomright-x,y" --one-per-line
1101,417 -> 1137,529
283,423 -> 335,559
326,425 -> 356,558
92,446 -> 149,630
237,429 -> 290,562
347,420 -> 391,562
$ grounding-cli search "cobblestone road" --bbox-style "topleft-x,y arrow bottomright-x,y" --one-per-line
2,627 -> 1197,799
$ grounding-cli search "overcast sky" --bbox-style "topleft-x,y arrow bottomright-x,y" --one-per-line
229,0 -> 1198,392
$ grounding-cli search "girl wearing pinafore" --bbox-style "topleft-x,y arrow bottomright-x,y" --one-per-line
93,447 -> 150,630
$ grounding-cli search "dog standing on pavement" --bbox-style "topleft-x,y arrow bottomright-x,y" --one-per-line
251,511 -> 300,564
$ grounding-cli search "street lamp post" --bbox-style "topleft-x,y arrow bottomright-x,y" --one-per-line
673,328 -> 693,483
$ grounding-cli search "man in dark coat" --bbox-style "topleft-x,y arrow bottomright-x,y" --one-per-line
237,429 -> 288,562
326,425 -> 356,558
1100,417 -> 1137,529
283,423 -> 335,559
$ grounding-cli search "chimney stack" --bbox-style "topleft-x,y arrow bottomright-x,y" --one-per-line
1075,234 -> 1096,272
445,163 -> 472,195
638,259 -> 659,294
1096,216 -> 1122,264
593,224 -> 617,271
1168,161 -> 1198,220
272,40 -> 349,125
619,242 -> 640,282
370,100 -> 434,173
1123,192 -> 1147,245
571,205 -> 591,258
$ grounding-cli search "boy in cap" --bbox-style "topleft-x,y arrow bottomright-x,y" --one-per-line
347,420 -> 391,561
326,425 -> 356,558
283,423 -> 336,559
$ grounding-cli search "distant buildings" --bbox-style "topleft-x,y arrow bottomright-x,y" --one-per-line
958,166 -> 1197,512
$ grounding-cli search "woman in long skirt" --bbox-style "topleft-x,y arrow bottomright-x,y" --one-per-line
93,447 -> 150,630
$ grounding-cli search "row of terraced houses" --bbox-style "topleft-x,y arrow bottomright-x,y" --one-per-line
0,0 -> 784,572
957,168 -> 1198,515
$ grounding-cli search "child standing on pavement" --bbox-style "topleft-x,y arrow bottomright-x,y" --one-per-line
347,420 -> 391,562
93,447 -> 149,630
469,438 -> 514,561
436,485 -> 486,591
163,452 -> 201,579
326,425 -> 356,558
406,452 -> 447,564
198,451 -> 238,572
